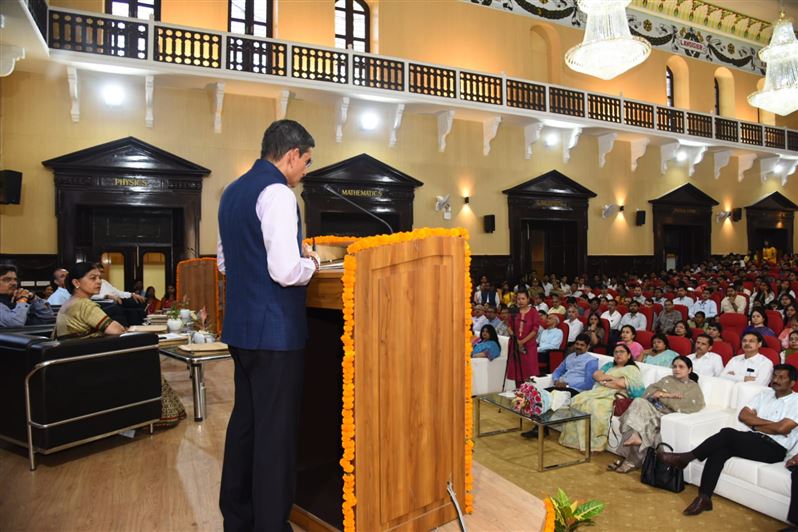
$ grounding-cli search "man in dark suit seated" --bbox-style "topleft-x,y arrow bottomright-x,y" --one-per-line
0,264 -> 54,327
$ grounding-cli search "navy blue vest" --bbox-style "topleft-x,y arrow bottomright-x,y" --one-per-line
218,159 -> 307,350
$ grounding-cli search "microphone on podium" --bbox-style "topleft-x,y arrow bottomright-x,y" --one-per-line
322,184 -> 394,234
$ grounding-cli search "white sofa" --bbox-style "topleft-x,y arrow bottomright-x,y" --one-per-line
538,353 -> 790,523
471,335 -> 513,396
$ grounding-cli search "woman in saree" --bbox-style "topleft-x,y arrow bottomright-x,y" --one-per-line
506,288 -> 540,384
608,355 -> 705,473
559,343 -> 644,452
55,262 -> 186,428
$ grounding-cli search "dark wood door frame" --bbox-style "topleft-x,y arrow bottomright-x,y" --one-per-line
504,170 -> 596,280
746,192 -> 798,256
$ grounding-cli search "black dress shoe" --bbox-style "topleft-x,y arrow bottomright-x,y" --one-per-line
521,427 -> 549,439
683,495 -> 712,516
657,451 -> 695,469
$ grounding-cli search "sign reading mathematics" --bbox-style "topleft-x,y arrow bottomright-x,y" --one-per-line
465,0 -> 765,75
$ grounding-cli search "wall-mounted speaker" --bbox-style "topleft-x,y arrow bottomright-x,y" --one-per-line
635,210 -> 646,226
732,207 -> 742,222
0,170 -> 22,205
483,214 -> 495,233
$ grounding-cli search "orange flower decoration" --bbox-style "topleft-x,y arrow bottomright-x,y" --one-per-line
335,228 -> 473,531
544,497 -> 556,532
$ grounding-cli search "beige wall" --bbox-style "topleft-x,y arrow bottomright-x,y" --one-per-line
3,1 -> 798,259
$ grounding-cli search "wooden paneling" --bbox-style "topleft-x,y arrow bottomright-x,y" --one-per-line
470,255 -> 511,285
306,271 -> 344,310
587,255 -> 656,276
354,236 -> 465,531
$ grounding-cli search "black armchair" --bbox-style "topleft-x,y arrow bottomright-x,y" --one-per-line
0,332 -> 162,469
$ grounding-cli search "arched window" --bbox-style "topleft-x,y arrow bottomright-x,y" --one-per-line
714,78 -> 720,115
335,0 -> 370,53
229,0 -> 273,38
106,0 -> 160,20
665,66 -> 674,107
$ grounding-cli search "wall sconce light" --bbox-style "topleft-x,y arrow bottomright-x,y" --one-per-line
716,210 -> 732,223
601,203 -> 624,218
464,195 -> 470,204
435,194 -> 452,220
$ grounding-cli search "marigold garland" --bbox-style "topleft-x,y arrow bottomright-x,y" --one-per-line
543,497 -> 556,532
302,235 -> 360,247
336,227 -> 472,531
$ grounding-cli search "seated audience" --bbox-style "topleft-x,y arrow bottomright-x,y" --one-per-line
563,306 -> 584,344
780,316 -> 798,349
652,287 -> 666,306
546,334 -> 597,396
706,321 -> 723,342
144,286 -> 161,315
620,301 -> 647,331
548,294 -> 566,316
782,330 -> 798,364
471,324 -> 501,361
618,324 -> 644,360
656,299 -> 682,335
483,304 -> 502,330
537,313 -> 564,372
601,299 -> 622,338
609,355 -> 705,474
777,279 -> 796,300
41,284 -> 55,300
0,264 -> 54,327
672,320 -> 694,344
778,294 -> 797,314
688,334 -> 724,377
688,311 -> 708,331
640,333 -> 678,367
500,281 -> 514,307
532,293 -> 549,313
690,289 -> 718,319
472,304 -> 487,336
473,275 -> 499,307
751,281 -> 776,311
559,344 -> 644,452
631,286 -> 646,305
93,263 -> 146,305
785,303 -> 798,325
55,263 -> 185,428
47,268 -> 71,306
720,285 -> 746,314
658,365 -> 798,516
743,307 -> 777,337
496,307 -> 511,336
721,331 -> 774,386
585,312 -> 605,351
161,285 -> 177,310
672,287 -> 694,308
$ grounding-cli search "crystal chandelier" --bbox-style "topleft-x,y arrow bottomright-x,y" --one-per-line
748,13 -> 798,116
565,0 -> 651,80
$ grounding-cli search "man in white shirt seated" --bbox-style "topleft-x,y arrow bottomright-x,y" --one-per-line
601,299 -> 622,333
652,287 -> 667,306
563,306 -> 584,344
482,305 -> 502,331
548,294 -> 566,316
720,285 -> 747,314
619,300 -> 647,331
471,304 -> 488,336
537,313 -> 563,373
46,268 -> 70,306
720,331 -> 774,386
690,289 -> 718,319
658,364 -> 798,517
688,333 -> 724,377
631,286 -> 646,305
672,287 -> 695,308
93,264 -> 146,305
531,293 -> 549,314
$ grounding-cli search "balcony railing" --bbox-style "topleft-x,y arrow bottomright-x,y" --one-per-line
45,8 -> 798,154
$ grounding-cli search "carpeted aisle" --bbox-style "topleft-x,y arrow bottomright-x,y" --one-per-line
474,407 -> 785,531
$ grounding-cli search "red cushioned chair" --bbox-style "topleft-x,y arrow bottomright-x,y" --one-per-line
546,322 -> 570,375
764,334 -> 782,353
638,306 -> 655,331
719,313 -> 748,338
712,340 -> 734,365
667,335 -> 693,356
653,303 -> 663,315
673,304 -> 689,322
636,330 -> 654,350
593,318 -> 611,355
691,328 -> 706,340
766,310 -> 784,335
758,347 -> 781,366
721,330 -> 741,353
616,305 -> 628,316
786,353 -> 798,391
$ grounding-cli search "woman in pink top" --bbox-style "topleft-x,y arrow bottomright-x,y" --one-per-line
619,324 -> 644,360
506,288 -> 541,385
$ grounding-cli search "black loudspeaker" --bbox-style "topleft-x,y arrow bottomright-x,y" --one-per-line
0,170 -> 22,205
483,214 -> 496,233
732,208 -> 742,222
635,210 -> 646,226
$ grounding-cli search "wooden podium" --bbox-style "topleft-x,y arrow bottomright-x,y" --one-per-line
292,231 -> 470,531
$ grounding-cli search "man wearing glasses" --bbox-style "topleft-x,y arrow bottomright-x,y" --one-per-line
0,264 -> 54,327
217,120 -> 319,532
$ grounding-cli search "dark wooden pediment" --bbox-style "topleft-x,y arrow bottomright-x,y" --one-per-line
502,170 -> 597,199
747,191 -> 798,211
42,137 -> 210,177
304,153 -> 422,187
649,183 -> 718,206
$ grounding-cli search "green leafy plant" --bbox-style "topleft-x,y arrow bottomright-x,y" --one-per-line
545,489 -> 605,531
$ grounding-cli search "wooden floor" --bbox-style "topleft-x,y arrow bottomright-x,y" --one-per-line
0,357 -> 544,532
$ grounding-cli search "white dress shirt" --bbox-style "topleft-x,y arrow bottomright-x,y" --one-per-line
721,353 -> 774,387
690,299 -> 718,319
720,295 -> 746,314
217,183 -> 316,287
672,296 -> 694,308
92,279 -> 131,300
564,318 -> 583,342
472,315 -> 488,336
601,310 -> 622,330
688,351 -> 724,377
619,312 -> 647,331
536,302 -> 549,313
47,287 -> 70,306
746,389 -> 798,450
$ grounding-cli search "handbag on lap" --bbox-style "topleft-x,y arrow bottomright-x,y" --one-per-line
641,442 -> 685,493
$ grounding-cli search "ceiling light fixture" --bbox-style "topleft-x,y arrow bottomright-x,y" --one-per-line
748,11 -> 798,116
565,0 -> 651,80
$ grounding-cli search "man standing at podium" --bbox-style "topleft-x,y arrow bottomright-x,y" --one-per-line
217,120 -> 320,532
